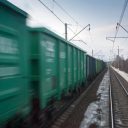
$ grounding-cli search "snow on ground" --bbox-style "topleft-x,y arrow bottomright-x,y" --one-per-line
80,71 -> 110,128
112,66 -> 128,83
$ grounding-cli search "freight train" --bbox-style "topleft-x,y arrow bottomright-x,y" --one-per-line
0,1 -> 106,127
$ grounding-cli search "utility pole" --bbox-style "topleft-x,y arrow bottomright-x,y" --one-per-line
65,23 -> 67,40
118,46 -> 120,69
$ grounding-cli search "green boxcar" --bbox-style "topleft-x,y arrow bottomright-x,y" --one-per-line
29,27 -> 87,108
86,55 -> 89,80
58,41 -> 67,97
96,59 -> 103,74
71,46 -> 74,90
78,50 -> 81,85
0,1 -> 30,125
83,53 -> 87,83
29,28 -> 59,108
86,55 -> 96,81
73,48 -> 78,89
67,45 -> 73,90
96,59 -> 100,74
81,51 -> 84,84
96,60 -> 98,74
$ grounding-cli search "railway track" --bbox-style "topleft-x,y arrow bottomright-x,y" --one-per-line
49,69 -> 107,128
110,68 -> 128,128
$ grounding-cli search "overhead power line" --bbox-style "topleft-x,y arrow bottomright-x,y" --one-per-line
53,0 -> 79,25
38,0 -> 64,24
38,0 -> 90,45
67,26 -> 87,43
113,0 -> 128,43
69,24 -> 90,41
72,40 -> 87,45
53,0 -> 83,37
118,0 -> 128,25
106,36 -> 128,39
117,22 -> 128,34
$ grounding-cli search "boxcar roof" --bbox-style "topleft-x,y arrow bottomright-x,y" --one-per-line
0,0 -> 27,17
30,27 -> 87,53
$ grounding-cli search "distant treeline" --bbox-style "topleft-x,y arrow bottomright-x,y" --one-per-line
112,55 -> 128,73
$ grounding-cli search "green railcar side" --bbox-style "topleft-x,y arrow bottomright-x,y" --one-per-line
29,28 -> 59,108
58,41 -> 67,98
84,53 -> 87,83
96,59 -> 104,74
67,45 -> 73,90
73,48 -> 78,89
29,27 -> 87,108
81,51 -> 84,84
78,50 -> 81,85
0,0 -> 30,125
86,55 -> 97,81
96,59 -> 99,74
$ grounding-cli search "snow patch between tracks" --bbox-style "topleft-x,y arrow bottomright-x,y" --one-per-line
80,71 -> 110,128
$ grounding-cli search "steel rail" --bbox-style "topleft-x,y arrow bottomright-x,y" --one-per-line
110,68 -> 128,128
109,71 -> 114,128
113,70 -> 128,96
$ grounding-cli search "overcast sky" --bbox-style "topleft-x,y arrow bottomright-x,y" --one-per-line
8,0 -> 128,61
